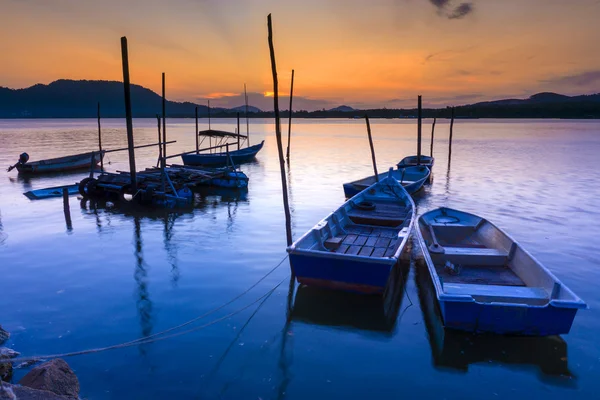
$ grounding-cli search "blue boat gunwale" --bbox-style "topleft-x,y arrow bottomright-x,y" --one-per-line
415,207 -> 587,311
342,165 -> 430,197
288,174 -> 415,266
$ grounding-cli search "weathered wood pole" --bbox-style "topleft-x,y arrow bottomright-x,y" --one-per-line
195,106 -> 199,153
417,95 -> 422,165
286,69 -> 295,161
208,99 -> 211,130
120,36 -> 137,191
97,102 -> 103,170
244,84 -> 249,146
237,112 -> 241,150
63,187 -> 72,230
156,115 -> 162,167
449,107 -> 455,160
267,13 -> 293,247
365,115 -> 379,183
430,116 -> 437,158
162,72 -> 167,160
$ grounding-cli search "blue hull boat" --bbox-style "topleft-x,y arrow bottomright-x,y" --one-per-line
288,171 -> 415,294
181,141 -> 264,166
397,155 -> 434,183
343,166 -> 430,198
210,171 -> 249,189
416,207 -> 587,335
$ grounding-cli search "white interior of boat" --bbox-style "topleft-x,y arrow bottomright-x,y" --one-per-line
290,175 -> 414,261
349,166 -> 430,189
419,208 -> 585,307
398,155 -> 434,166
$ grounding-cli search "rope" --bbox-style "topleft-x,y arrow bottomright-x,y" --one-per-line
9,256 -> 289,365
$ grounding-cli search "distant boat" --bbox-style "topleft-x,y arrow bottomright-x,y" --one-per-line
287,170 -> 415,294
23,184 -> 79,200
342,165 -> 430,198
181,129 -> 264,166
7,151 -> 102,174
416,207 -> 587,335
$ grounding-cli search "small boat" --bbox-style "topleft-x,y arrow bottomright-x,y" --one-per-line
24,184 -> 79,200
7,152 -> 103,174
397,155 -> 434,182
287,170 -> 415,294
342,165 -> 430,198
182,128 -> 264,166
416,207 -> 587,335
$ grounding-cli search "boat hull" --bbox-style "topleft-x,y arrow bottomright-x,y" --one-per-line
343,166 -> 430,198
182,141 -> 264,166
209,171 -> 249,189
397,155 -> 434,183
16,152 -> 102,174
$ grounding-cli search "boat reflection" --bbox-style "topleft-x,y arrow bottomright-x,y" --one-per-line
290,262 -> 410,336
415,263 -> 575,387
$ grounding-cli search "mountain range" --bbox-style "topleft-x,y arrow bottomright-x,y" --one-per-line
1,80 -> 599,118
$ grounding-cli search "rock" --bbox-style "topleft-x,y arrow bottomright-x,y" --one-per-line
0,326 -> 9,345
0,349 -> 19,359
19,359 -> 79,399
0,348 -> 19,383
1,383 -> 73,400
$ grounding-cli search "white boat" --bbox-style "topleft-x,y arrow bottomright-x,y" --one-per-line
288,169 -> 415,294
342,166 -> 430,198
416,207 -> 587,335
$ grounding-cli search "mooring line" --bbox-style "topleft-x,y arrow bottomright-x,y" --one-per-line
9,256 -> 290,365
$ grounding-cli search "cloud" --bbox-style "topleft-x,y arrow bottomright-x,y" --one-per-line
428,0 -> 475,20
540,70 -> 600,87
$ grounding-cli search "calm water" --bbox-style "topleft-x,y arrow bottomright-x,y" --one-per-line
0,118 -> 599,399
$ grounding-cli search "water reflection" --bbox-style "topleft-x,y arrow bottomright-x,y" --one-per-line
133,216 -> 153,353
0,210 -> 7,245
290,262 -> 410,336
415,263 -> 575,387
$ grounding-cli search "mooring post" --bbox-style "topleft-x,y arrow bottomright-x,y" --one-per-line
286,69 -> 295,161
63,187 -> 72,230
268,13 -> 293,247
97,102 -> 103,170
237,112 -> 241,150
449,107 -> 455,160
195,106 -> 199,153
365,115 -> 379,183
156,115 -> 162,167
208,99 -> 211,130
430,116 -> 437,158
244,84 -> 249,147
121,36 -> 137,191
162,72 -> 167,160
417,95 -> 422,165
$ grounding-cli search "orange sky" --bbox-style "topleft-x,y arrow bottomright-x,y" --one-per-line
1,0 -> 600,109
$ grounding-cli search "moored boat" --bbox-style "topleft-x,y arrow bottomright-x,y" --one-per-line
416,207 -> 587,335
397,155 -> 434,182
343,165 -> 430,198
7,152 -> 103,174
287,170 -> 415,294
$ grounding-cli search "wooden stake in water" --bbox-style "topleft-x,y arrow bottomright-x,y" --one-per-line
237,112 -> 241,150
120,36 -> 137,191
267,13 -> 293,247
97,102 -> 103,170
162,72 -> 167,160
156,115 -> 162,167
208,99 -> 211,130
449,107 -> 455,160
63,187 -> 72,231
430,117 -> 437,158
286,69 -> 295,161
365,115 -> 379,183
417,95 -> 422,165
244,84 -> 249,147
195,106 -> 199,153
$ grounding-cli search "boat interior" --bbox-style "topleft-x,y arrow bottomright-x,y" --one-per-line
399,155 -> 434,166
350,166 -> 429,189
293,178 -> 413,259
419,208 -> 580,305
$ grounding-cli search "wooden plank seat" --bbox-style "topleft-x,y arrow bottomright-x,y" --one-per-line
347,202 -> 410,227
434,246 -> 509,266
444,283 -> 549,302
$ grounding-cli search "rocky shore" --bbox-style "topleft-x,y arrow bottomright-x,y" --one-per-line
0,325 -> 81,400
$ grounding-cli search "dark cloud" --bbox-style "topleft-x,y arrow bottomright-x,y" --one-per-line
541,70 -> 600,87
428,0 -> 475,20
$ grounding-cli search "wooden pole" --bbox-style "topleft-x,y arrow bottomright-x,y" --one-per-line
417,95 -> 422,165
449,107 -> 455,160
195,106 -> 199,153
120,36 -> 137,191
244,84 -> 249,147
268,13 -> 293,247
162,72 -> 167,160
97,102 -> 103,170
430,117 -> 437,158
63,187 -> 72,230
365,115 -> 379,183
156,115 -> 162,167
286,69 -> 295,161
237,112 -> 241,150
208,99 -> 211,130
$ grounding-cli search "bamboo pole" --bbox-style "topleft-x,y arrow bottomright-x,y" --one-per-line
244,84 -> 249,147
449,107 -> 455,160
120,36 -> 137,192
430,117 -> 437,158
63,187 -> 72,230
365,116 -> 379,183
267,13 -> 292,247
208,99 -> 211,130
237,112 -> 241,150
417,95 -> 422,165
97,102 -> 103,170
286,69 -> 295,161
156,115 -> 162,167
195,106 -> 199,153
162,72 -> 167,160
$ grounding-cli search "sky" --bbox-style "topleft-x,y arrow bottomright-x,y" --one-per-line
1,0 -> 600,110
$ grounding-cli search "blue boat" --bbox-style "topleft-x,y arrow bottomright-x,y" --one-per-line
287,170 -> 415,294
342,165 -> 430,198
416,207 -> 587,335
397,155 -> 434,183
181,141 -> 264,166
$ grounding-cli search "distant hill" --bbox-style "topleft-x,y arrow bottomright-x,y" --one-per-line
228,105 -> 262,113
328,105 -> 355,112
